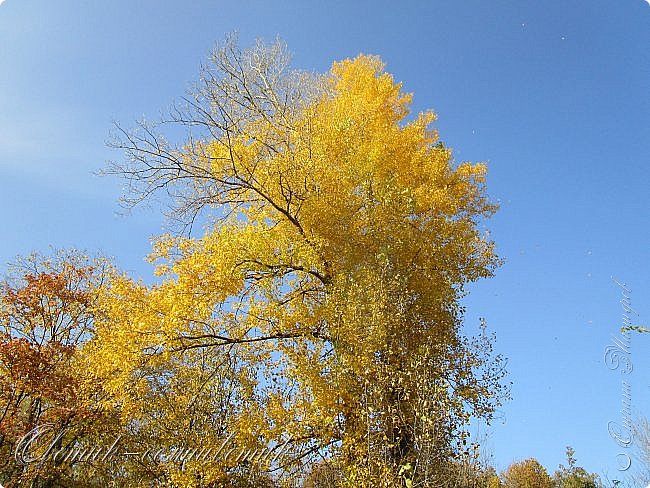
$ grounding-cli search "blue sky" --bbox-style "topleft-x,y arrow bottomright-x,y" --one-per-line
1,0 -> 649,481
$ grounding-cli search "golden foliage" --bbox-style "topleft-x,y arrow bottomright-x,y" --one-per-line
89,37 -> 507,486
501,458 -> 553,488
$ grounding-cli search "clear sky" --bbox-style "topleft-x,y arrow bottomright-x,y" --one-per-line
1,0 -> 649,481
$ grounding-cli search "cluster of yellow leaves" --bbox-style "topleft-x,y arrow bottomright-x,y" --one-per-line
84,52 -> 503,486
501,458 -> 553,488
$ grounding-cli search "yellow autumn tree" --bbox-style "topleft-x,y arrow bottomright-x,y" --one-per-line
95,36 -> 507,487
501,458 -> 553,488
